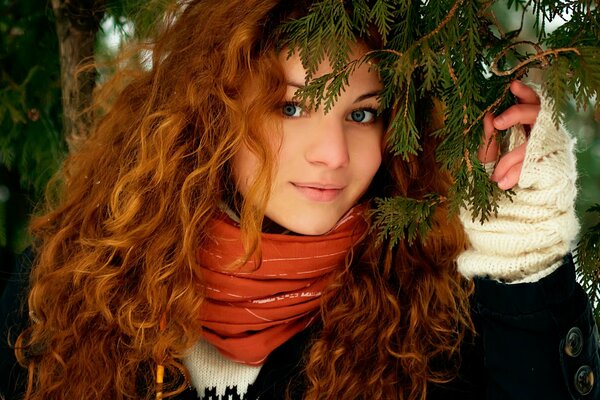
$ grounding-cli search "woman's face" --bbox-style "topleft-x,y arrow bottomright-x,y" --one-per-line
232,47 -> 384,235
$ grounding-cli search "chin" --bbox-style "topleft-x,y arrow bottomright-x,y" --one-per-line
272,216 -> 338,236
293,223 -> 335,236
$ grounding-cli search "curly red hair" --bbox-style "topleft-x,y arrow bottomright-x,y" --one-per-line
16,1 -> 473,399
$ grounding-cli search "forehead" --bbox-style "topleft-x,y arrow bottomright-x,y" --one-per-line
278,46 -> 382,91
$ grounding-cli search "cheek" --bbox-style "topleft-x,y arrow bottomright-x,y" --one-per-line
353,134 -> 383,184
363,153 -> 382,189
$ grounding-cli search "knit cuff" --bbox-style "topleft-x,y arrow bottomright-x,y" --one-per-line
458,91 -> 579,283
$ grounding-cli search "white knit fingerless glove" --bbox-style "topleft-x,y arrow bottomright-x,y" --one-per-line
457,93 -> 579,283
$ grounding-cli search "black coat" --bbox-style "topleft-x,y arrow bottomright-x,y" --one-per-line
2,252 -> 599,399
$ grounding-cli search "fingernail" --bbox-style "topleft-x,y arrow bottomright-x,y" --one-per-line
497,178 -> 509,190
494,115 -> 505,128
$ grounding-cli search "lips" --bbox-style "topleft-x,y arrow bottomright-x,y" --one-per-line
292,182 -> 344,202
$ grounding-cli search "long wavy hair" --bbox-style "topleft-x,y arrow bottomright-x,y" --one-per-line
16,0 -> 473,399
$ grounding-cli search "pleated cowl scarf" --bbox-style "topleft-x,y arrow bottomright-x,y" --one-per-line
197,204 -> 368,365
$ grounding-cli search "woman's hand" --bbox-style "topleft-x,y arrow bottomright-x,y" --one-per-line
478,81 -> 541,190
459,80 -> 579,282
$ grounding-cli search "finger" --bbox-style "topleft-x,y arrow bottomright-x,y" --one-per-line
490,142 -> 527,182
510,80 -> 540,105
478,113 -> 499,163
493,103 -> 541,130
496,161 -> 523,190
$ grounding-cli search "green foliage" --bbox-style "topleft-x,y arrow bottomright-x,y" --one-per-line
281,0 -> 599,228
282,0 -> 600,321
0,0 -> 170,255
0,1 -> 67,252
0,3 -> 65,193
371,194 -> 442,246
280,0 -> 354,80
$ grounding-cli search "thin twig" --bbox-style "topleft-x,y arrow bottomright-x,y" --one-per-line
464,68 -> 526,136
445,51 -> 469,127
415,0 -> 464,47
446,49 -> 473,173
364,0 -> 461,62
491,44 -> 580,76
403,79 -> 411,118
464,149 -> 472,172
364,49 -> 404,59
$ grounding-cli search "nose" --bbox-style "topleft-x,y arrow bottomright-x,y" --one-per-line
305,117 -> 350,169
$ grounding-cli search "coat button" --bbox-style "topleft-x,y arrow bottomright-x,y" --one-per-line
565,327 -> 583,358
574,365 -> 594,396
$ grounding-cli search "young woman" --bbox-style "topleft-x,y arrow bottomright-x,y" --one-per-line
1,0 -> 597,399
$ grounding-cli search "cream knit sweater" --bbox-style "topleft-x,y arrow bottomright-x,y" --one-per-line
458,92 -> 579,283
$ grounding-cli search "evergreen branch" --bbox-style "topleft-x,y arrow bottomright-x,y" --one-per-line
448,162 -> 509,224
403,78 -> 412,119
491,42 -> 581,76
443,50 -> 474,176
408,0 -> 463,52
370,0 -> 395,44
292,57 -> 368,113
480,1 -> 525,38
386,93 -> 421,158
542,56 -> 571,126
364,48 -> 404,60
463,69 -> 526,137
371,194 -> 444,246
572,47 -> 600,113
284,0 -> 600,244
444,50 -> 468,129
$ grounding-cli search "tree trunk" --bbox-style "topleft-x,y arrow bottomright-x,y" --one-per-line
51,0 -> 105,150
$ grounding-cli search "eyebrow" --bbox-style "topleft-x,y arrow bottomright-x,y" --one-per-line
286,82 -> 381,104
354,91 -> 381,103
287,81 -> 304,89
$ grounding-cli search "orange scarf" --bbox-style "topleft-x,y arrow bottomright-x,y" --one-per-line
197,205 -> 368,365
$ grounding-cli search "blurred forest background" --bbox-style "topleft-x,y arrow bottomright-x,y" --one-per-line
0,1 -> 599,294
0,0 -> 169,286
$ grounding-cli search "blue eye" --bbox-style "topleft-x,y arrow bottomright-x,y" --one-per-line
348,109 -> 376,123
282,102 -> 303,117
